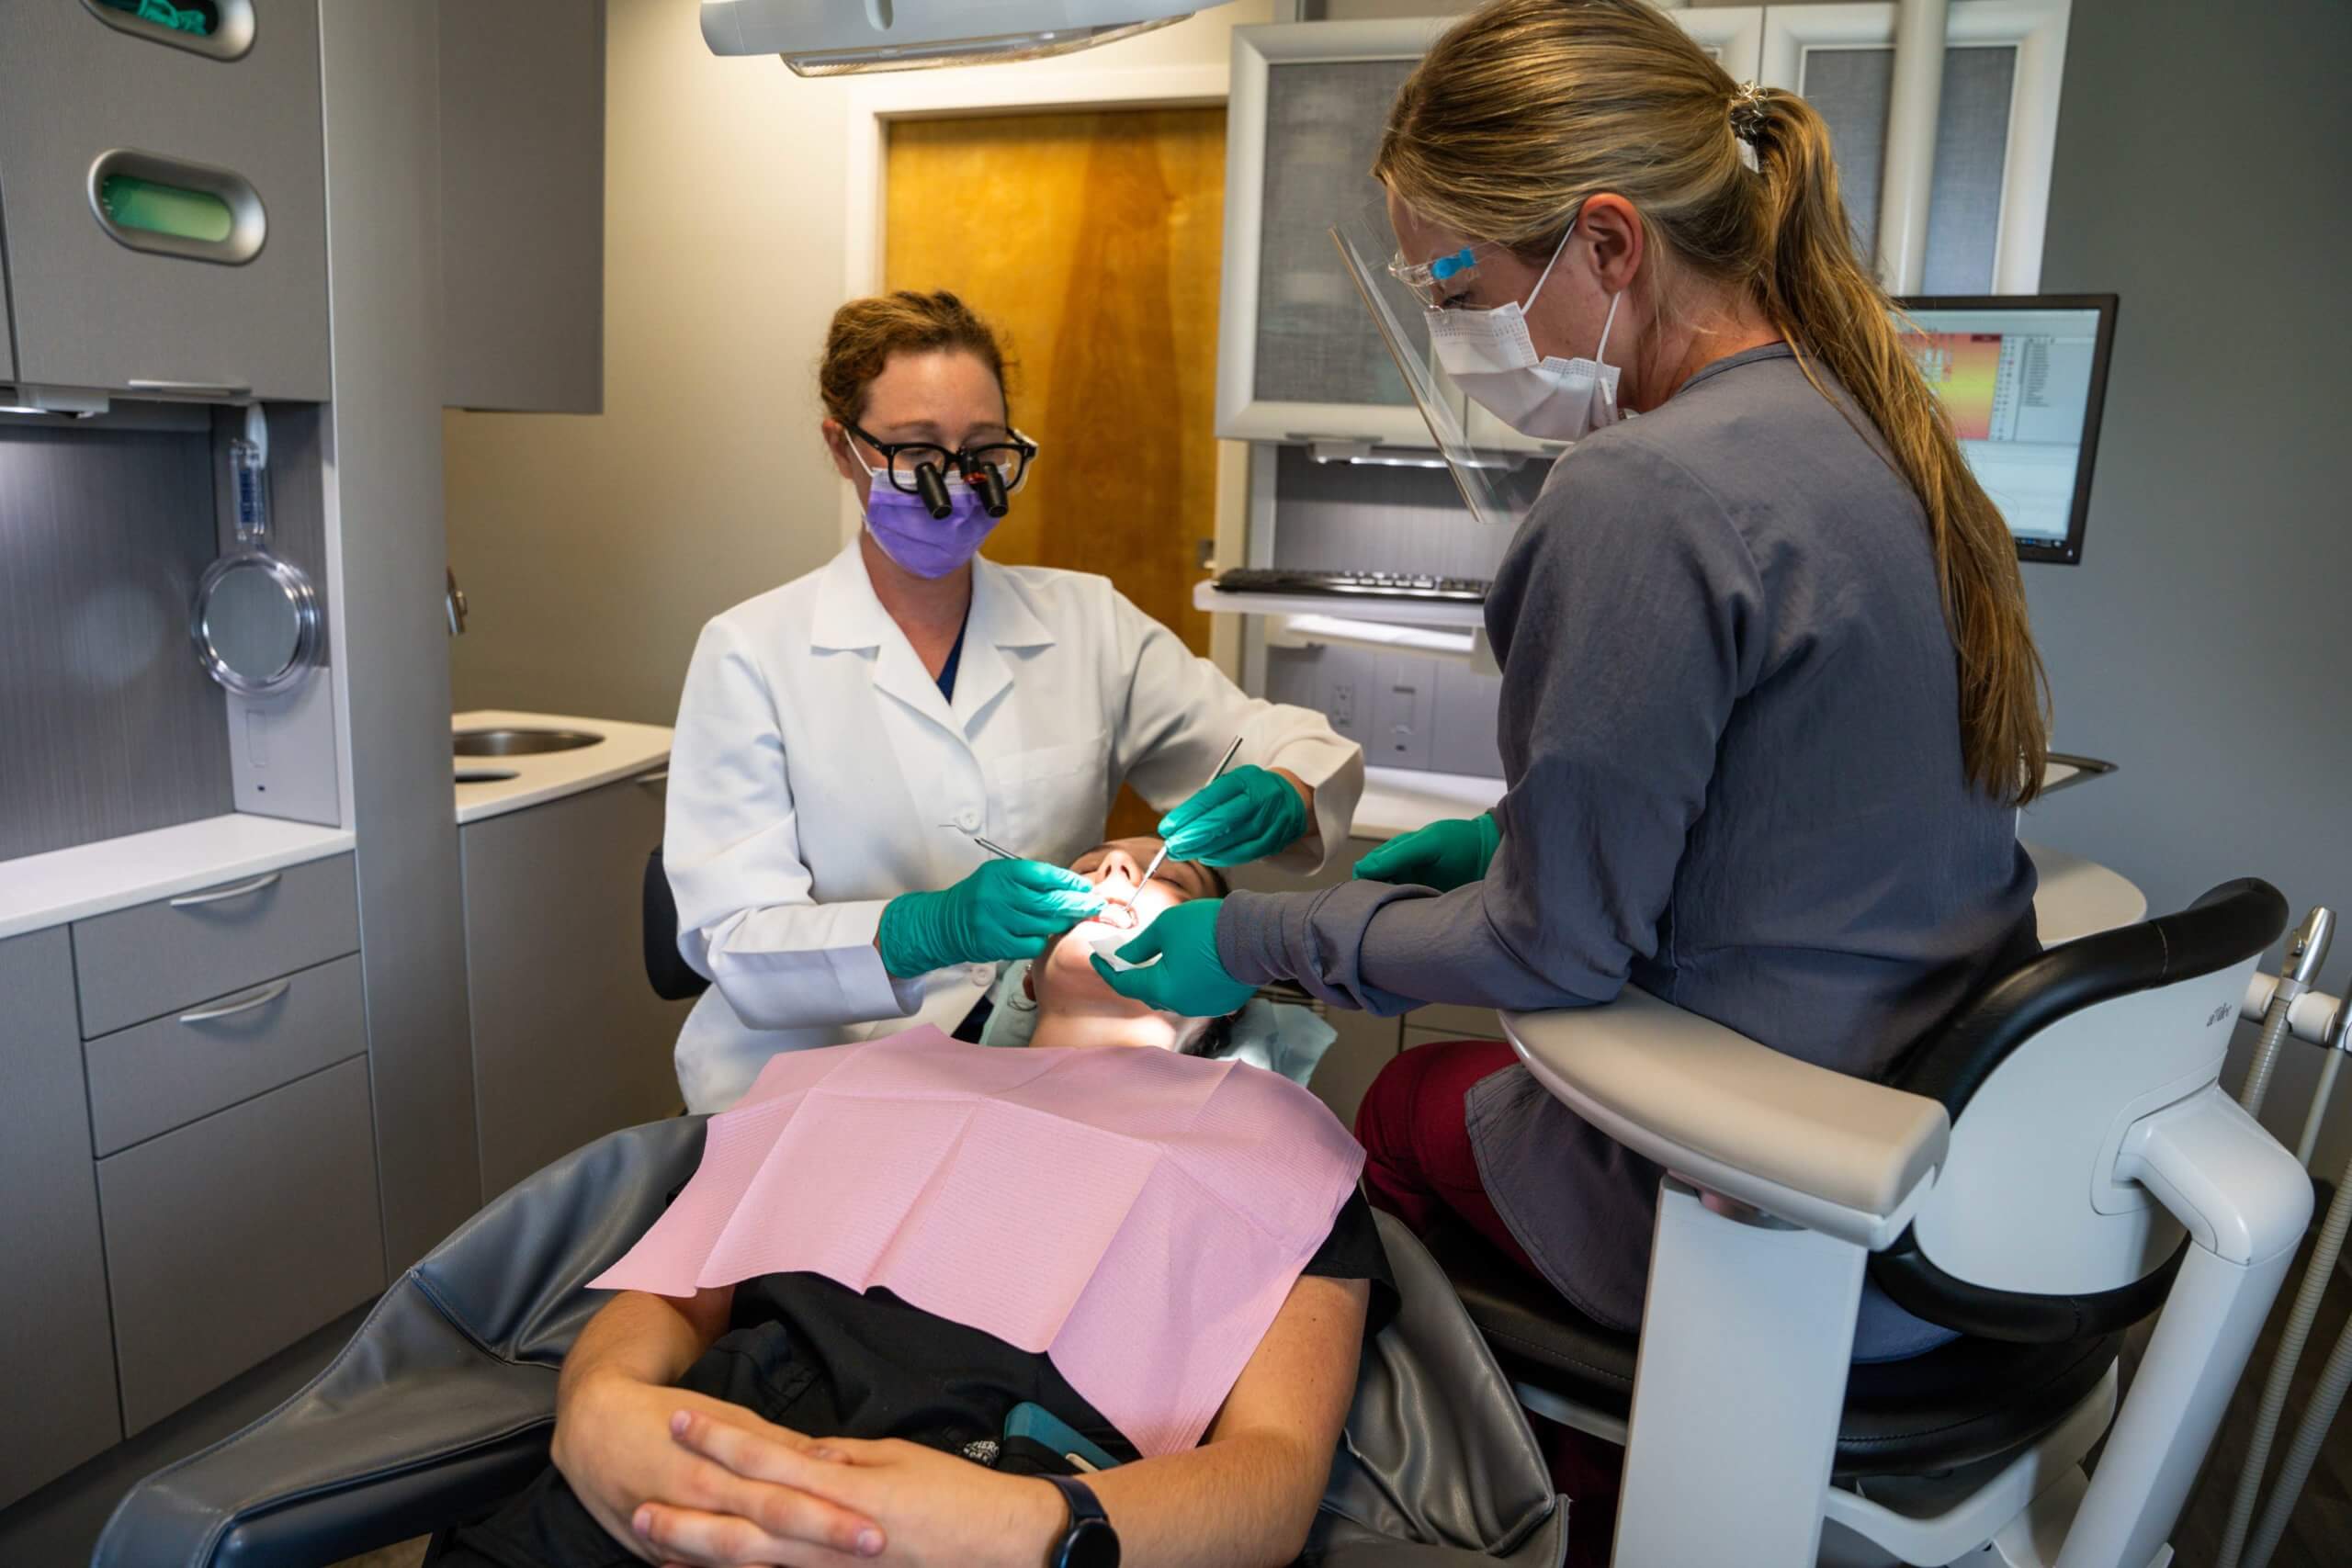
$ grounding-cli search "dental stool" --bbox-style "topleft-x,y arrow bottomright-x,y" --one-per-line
92,1115 -> 1569,1567
1434,878 -> 2312,1568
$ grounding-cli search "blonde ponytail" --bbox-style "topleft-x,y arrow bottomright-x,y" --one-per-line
1376,0 -> 2050,804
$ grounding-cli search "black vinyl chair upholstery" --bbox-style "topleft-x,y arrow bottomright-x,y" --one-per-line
1426,1218 -> 2120,1483
96,1117 -> 1568,1568
643,845 -> 711,1002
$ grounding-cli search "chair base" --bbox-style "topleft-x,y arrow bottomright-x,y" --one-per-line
1523,1365 -> 2141,1567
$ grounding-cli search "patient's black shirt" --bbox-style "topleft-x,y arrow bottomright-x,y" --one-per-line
427,1192 -> 1394,1568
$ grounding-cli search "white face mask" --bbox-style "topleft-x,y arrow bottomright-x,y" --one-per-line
1424,220 -> 1623,443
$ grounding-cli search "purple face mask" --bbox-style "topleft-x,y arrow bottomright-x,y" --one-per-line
857,453 -> 1001,580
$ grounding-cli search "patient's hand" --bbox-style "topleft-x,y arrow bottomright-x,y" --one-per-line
648,1416 -> 1063,1568
553,1367 -> 883,1564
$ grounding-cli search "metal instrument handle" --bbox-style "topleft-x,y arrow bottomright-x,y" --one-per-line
177,978 -> 291,1025
168,871 -> 281,908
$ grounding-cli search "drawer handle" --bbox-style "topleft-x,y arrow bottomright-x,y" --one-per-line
128,378 -> 252,398
178,978 -> 291,1026
633,768 -> 669,787
169,871 -> 282,908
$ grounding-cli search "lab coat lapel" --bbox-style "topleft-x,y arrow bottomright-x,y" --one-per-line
808,541 -> 959,736
951,556 -> 1057,732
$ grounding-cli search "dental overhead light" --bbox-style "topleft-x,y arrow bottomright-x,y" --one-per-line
701,1 -> 1209,76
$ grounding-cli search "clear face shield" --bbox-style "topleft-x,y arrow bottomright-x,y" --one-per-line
1328,200 -> 1528,530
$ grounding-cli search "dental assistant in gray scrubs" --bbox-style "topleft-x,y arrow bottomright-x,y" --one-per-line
1096,0 -> 2048,1359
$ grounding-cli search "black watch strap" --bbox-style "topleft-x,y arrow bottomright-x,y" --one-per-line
1041,1472 -> 1120,1568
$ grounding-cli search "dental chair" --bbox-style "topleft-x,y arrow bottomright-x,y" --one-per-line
92,1115 -> 1569,1567
1430,877 -> 2312,1568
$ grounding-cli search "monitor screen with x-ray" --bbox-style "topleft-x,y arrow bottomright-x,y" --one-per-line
1895,295 -> 2118,565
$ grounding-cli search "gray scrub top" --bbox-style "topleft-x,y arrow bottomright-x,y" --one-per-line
1217,343 -> 2038,1358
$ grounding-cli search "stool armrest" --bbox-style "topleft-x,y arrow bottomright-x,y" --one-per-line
1502,991 -> 1950,1248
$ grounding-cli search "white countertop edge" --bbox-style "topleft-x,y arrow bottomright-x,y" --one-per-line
454,709 -> 675,826
1194,581 -> 1487,629
1352,765 -> 1507,842
0,815 -> 356,942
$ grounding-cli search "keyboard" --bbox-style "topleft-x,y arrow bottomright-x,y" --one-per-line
1212,568 -> 1490,604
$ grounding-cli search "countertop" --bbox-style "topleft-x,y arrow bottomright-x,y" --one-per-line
1353,765 -> 1507,842
0,814 -> 356,942
453,709 -> 674,826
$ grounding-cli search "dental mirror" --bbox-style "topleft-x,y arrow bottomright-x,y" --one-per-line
192,406 -> 321,697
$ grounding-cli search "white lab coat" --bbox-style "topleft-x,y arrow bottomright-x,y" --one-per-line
665,540 -> 1365,1111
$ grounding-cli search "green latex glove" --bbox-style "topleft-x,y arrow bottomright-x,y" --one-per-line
1351,813 -> 1500,892
1090,897 -> 1257,1017
877,860 -> 1104,976
1157,764 -> 1309,866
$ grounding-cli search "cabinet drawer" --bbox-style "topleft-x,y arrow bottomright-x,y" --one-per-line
85,953 -> 364,1156
98,1055 -> 383,1435
0,3 -> 329,398
73,852 -> 357,1037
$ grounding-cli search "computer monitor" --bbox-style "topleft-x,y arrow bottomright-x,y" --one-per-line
1894,294 -> 2118,565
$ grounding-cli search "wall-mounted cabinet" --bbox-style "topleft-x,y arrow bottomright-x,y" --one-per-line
0,2 -> 329,400
438,0 -> 607,413
1760,0 -> 2068,293
1217,5 -> 2069,450
0,249 -> 16,381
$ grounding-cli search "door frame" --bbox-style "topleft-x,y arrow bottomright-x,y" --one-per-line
837,63 -> 1249,673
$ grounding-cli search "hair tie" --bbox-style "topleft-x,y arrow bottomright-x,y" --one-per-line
1728,81 -> 1769,143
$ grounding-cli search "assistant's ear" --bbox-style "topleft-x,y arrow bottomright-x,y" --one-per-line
1577,193 -> 1645,296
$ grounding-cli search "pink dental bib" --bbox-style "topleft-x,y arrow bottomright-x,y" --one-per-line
590,1027 -> 1366,1456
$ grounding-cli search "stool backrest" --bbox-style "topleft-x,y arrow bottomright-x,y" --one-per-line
1871,879 -> 2287,1341
643,845 -> 712,1002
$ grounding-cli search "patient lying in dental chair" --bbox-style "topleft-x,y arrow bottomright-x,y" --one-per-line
427,840 -> 1392,1568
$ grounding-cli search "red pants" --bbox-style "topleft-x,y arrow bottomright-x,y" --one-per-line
1352,1038 -> 1539,1273
1354,1040 -> 1623,1567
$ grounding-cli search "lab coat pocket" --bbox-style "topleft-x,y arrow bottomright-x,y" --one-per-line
990,733 -> 1113,860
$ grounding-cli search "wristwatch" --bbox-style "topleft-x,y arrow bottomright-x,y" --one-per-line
1041,1472 -> 1120,1568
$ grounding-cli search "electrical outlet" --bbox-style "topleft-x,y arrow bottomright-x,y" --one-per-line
1375,653 -> 1436,768
1331,682 -> 1354,726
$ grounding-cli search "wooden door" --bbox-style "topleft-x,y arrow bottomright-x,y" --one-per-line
887,107 -> 1227,840
885,107 -> 1224,655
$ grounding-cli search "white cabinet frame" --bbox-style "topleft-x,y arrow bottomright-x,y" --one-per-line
1760,0 -> 2069,293
1216,18 -> 1453,446
1679,5 -> 1766,82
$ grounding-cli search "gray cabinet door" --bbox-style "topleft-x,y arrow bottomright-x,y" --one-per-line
462,773 -> 690,1199
0,244 -> 14,380
439,0 -> 605,412
0,3 -> 329,398
97,1055 -> 384,1435
0,929 -> 121,1508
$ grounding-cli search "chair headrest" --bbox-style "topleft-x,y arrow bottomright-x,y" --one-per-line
1887,878 -> 2287,1121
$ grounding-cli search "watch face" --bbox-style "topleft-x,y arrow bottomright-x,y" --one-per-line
1065,1517 -> 1120,1568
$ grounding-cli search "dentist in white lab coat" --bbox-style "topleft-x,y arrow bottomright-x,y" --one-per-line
664,291 -> 1363,1111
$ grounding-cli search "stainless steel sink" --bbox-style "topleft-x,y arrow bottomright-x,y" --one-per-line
453,728 -> 603,758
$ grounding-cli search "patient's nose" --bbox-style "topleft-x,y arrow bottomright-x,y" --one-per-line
1091,848 -> 1144,885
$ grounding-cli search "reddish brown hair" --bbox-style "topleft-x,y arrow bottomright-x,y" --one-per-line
818,289 -> 1014,425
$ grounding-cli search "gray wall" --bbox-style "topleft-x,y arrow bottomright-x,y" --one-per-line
2019,0 -> 2352,1170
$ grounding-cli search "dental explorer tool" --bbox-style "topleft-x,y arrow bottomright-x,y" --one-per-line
940,823 -> 1026,863
1120,736 -> 1246,910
